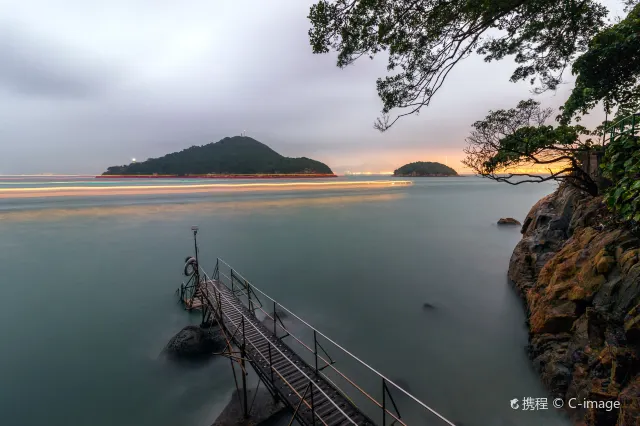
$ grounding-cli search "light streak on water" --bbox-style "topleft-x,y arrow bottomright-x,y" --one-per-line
0,180 -> 412,198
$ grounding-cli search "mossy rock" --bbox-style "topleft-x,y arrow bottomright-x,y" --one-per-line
624,305 -> 640,343
595,254 -> 616,275
617,375 -> 640,426
619,249 -> 639,275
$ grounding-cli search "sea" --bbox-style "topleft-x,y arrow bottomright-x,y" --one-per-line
0,175 -> 570,426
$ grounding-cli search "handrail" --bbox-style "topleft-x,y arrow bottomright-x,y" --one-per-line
603,112 -> 639,145
232,277 -> 406,424
203,273 -> 348,426
217,268 -> 394,420
215,268 -> 409,425
216,270 -> 363,414
178,272 -> 200,306
200,267 -> 359,426
604,112 -> 640,134
214,258 -> 457,426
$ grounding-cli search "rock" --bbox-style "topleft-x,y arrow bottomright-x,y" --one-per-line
595,253 -> 615,275
617,375 -> 640,425
211,388 -> 286,426
497,217 -> 522,226
163,325 -> 226,359
585,384 -> 620,426
390,378 -> 413,393
508,187 -> 584,298
275,309 -> 289,319
624,304 -> 640,343
530,300 -> 578,334
543,362 -> 572,397
508,184 -> 640,425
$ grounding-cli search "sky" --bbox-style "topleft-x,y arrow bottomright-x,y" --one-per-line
0,0 -> 624,175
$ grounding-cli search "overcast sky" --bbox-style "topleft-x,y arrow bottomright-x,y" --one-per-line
0,0 -> 622,175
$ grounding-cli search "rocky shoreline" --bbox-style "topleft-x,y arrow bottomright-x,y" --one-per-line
508,185 -> 640,425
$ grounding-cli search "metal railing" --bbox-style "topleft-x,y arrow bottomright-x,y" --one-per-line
604,112 -> 640,146
178,269 -> 200,307
200,267 -> 360,426
207,258 -> 457,426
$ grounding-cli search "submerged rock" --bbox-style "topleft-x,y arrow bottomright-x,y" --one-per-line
497,217 -> 522,226
261,309 -> 290,332
163,325 -> 226,359
390,378 -> 413,393
212,388 -> 286,426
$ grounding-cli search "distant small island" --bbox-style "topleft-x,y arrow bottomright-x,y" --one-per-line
393,161 -> 458,177
99,136 -> 335,178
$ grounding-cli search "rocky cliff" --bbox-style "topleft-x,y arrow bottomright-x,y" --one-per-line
509,184 -> 640,425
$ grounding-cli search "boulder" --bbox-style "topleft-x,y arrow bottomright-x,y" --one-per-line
497,217 -> 522,226
163,325 -> 226,359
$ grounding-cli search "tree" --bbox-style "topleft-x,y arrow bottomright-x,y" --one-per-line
462,99 -> 599,195
393,161 -> 458,176
560,3 -> 640,123
308,0 -> 608,131
101,137 -> 334,176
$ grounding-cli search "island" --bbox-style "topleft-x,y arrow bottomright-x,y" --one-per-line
393,161 -> 458,177
98,136 -> 336,178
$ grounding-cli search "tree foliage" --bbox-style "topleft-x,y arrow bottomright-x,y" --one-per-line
624,0 -> 640,12
308,0 -> 608,131
602,132 -> 640,222
463,99 -> 599,195
560,3 -> 640,123
103,137 -> 334,176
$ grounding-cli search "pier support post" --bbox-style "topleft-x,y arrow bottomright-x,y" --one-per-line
310,382 -> 316,426
382,378 -> 386,426
241,316 -> 248,419
273,301 -> 277,337
313,330 -> 318,376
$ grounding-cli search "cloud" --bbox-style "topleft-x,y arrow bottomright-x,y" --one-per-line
0,0 -> 613,175
0,25 -> 119,98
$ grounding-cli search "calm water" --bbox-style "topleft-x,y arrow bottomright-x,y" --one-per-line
0,176 -> 569,426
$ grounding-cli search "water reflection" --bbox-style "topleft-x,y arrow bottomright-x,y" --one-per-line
0,193 -> 404,222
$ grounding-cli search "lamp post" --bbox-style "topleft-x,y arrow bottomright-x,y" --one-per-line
192,226 -> 206,324
191,225 -> 199,269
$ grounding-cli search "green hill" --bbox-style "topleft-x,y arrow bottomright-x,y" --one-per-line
393,161 -> 458,177
102,136 -> 334,176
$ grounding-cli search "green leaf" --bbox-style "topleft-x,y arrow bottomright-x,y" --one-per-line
613,186 -> 625,203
